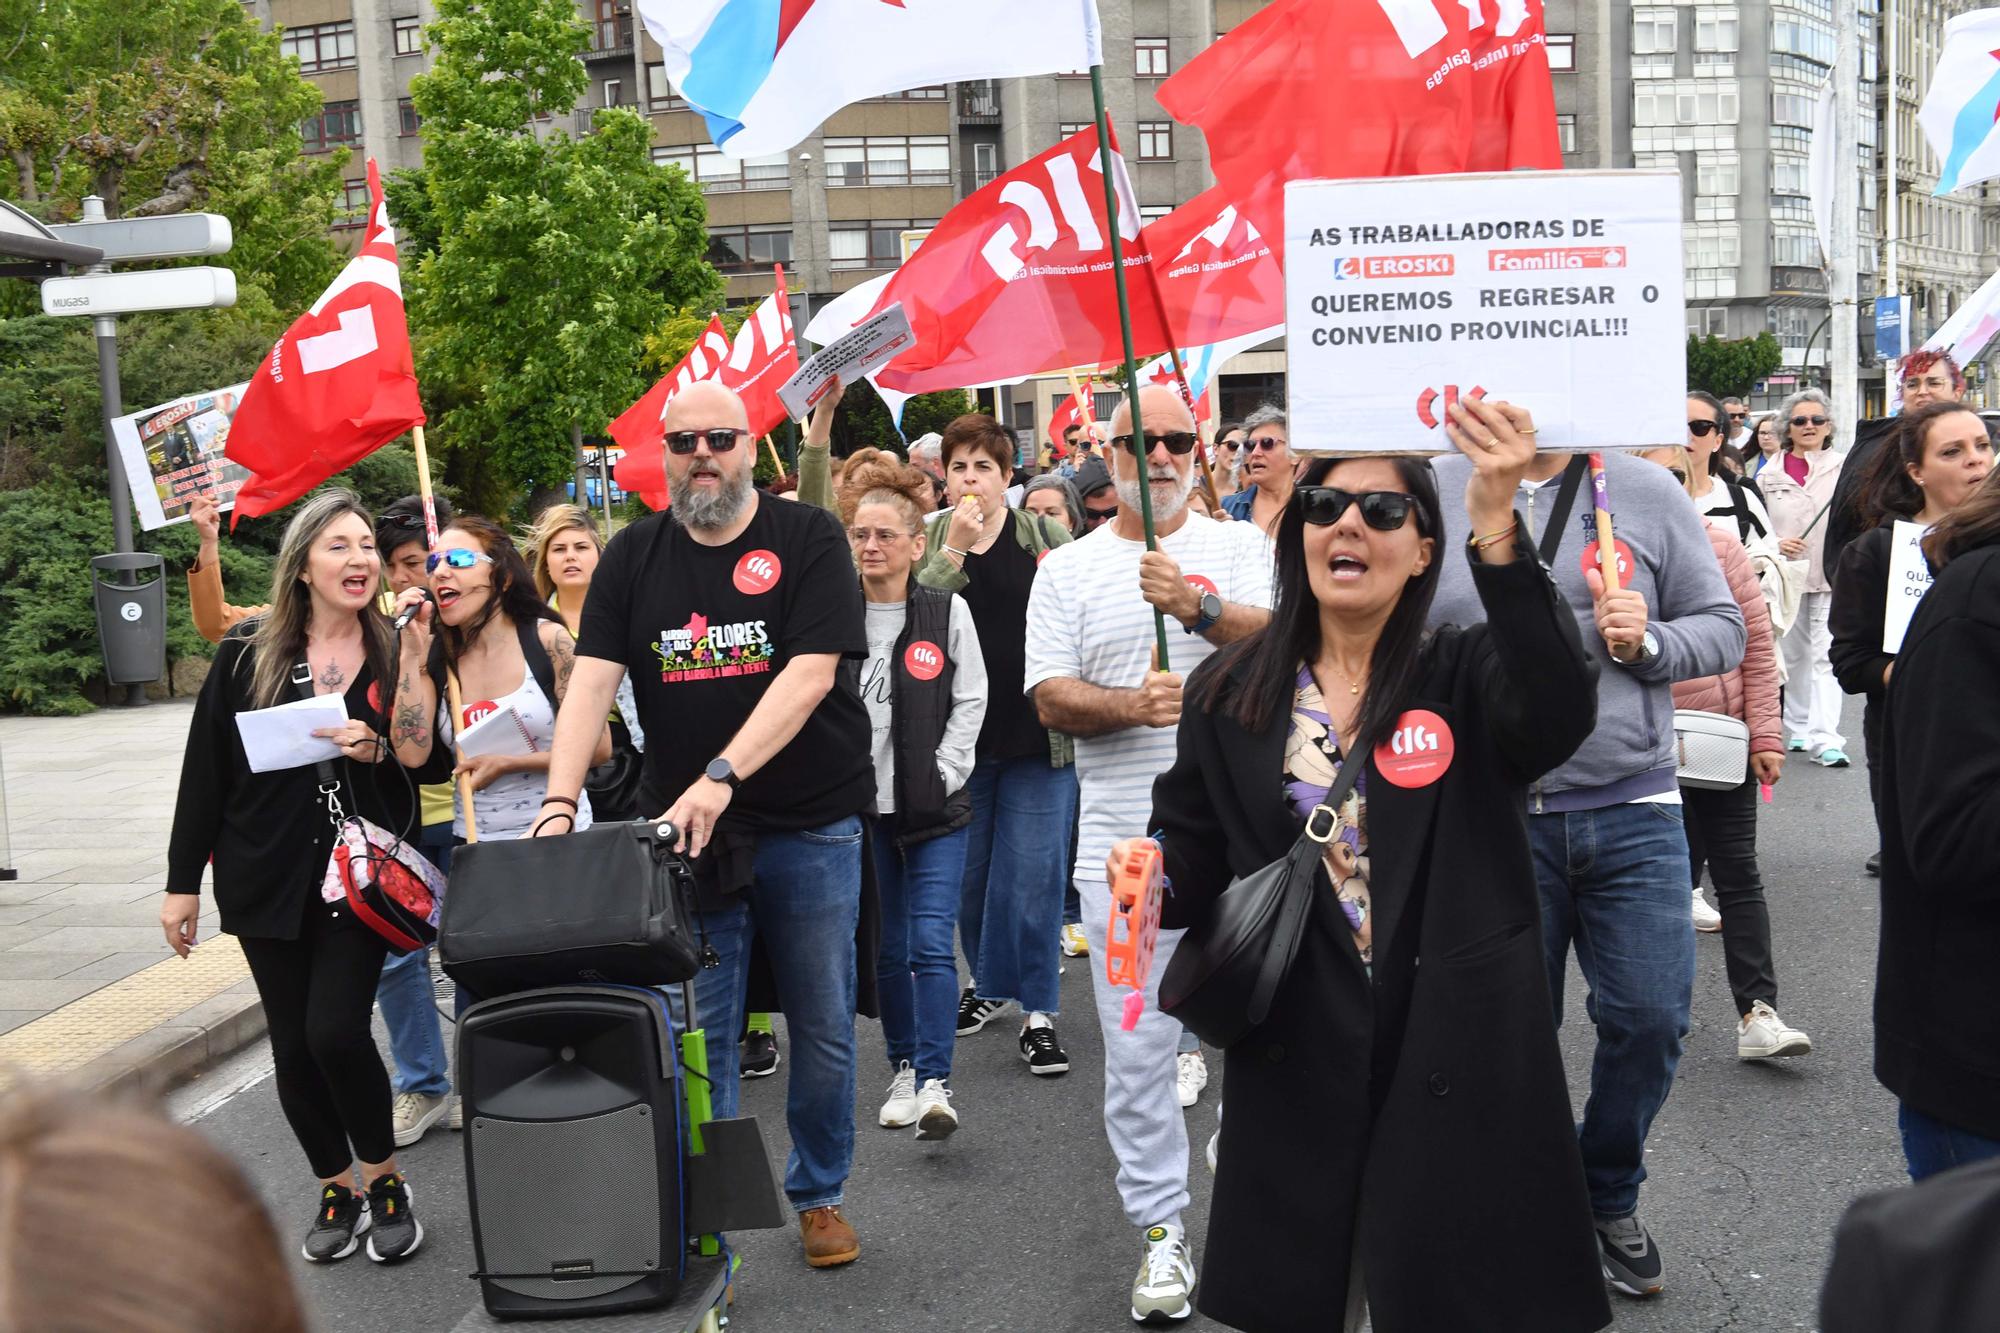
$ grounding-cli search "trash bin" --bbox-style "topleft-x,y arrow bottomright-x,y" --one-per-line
90,552 -> 166,686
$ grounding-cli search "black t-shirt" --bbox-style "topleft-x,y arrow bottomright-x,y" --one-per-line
958,526 -> 1044,761
577,499 -> 873,831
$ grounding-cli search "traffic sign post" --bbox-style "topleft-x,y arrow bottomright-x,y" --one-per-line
40,265 -> 236,317
45,212 -> 231,263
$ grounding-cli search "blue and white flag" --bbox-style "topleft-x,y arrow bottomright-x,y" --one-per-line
1919,7 -> 2000,194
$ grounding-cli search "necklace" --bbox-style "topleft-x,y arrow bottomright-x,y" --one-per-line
1326,662 -> 1366,696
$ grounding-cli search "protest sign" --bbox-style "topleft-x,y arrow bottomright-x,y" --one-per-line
1883,520 -> 1935,653
1284,169 -> 1685,455
110,383 -> 253,530
779,303 -> 912,420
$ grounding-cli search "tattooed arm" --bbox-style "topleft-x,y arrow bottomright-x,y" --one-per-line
542,621 -> 613,767
388,592 -> 441,769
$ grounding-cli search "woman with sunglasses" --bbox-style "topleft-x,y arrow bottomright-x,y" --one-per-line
1759,388 -> 1851,766
1114,399 -> 1607,1333
1219,405 -> 1293,533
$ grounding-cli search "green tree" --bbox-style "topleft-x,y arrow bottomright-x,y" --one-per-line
397,0 -> 721,515
1686,332 -> 1784,400
827,381 -> 974,456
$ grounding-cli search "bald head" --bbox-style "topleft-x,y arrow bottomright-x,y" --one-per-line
661,380 -> 755,533
663,380 -> 751,433
1108,384 -> 1195,437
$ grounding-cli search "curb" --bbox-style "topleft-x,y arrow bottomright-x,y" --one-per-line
81,980 -> 268,1096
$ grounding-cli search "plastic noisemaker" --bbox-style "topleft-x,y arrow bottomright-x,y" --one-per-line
1105,839 -> 1165,1031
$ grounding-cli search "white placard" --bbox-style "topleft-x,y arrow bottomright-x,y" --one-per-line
780,303 -> 913,420
109,383 -> 253,530
1284,169 -> 1686,455
1883,519 -> 1935,654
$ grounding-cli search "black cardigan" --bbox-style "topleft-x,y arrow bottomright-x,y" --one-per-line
1876,540 -> 2000,1138
167,634 -> 448,940
1151,530 -> 1609,1333
1829,524 -> 1897,699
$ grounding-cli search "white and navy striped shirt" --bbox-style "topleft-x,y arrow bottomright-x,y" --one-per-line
1024,516 -> 1275,884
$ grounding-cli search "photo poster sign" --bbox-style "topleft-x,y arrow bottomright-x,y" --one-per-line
110,383 -> 253,530
1284,169 -> 1686,456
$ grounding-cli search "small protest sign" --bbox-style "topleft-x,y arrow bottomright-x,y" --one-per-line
1284,169 -> 1685,455
1883,520 -> 1935,653
110,383 -> 253,530
779,303 -> 913,420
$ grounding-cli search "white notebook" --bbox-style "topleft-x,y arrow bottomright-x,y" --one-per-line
454,704 -> 537,759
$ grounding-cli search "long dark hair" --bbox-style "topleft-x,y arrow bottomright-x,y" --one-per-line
1923,468 -> 2000,570
434,516 -> 561,665
1856,401 -> 1989,529
1197,457 -> 1443,750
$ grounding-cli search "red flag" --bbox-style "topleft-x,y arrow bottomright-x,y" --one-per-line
1046,385 -> 1088,457
1156,0 -> 1560,262
225,160 -> 425,521
1140,188 -> 1284,350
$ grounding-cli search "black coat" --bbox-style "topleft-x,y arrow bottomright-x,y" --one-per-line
1821,1156 -> 2000,1333
1151,538 -> 1610,1333
1876,540 -> 2000,1139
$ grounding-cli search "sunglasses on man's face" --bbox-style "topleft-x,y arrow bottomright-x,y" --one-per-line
1110,431 -> 1198,456
1791,415 -> 1829,428
425,548 -> 495,574
666,427 -> 749,456
1297,486 -> 1420,532
1728,411 -> 1748,422
1084,505 -> 1118,525
1688,419 -> 1720,437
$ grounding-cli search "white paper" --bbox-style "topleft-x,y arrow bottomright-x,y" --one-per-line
452,704 -> 537,760
780,303 -> 914,420
109,382 -> 253,530
235,694 -> 349,773
1883,520 -> 1936,654
1283,169 -> 1686,455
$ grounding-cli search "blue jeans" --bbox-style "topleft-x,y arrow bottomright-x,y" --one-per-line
959,756 -> 1077,1015
1532,802 -> 1696,1219
873,817 -> 970,1086
689,816 -> 863,1213
1900,1103 -> 2000,1182
377,824 -> 453,1098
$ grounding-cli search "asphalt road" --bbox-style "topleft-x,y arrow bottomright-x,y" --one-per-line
177,698 -> 1900,1333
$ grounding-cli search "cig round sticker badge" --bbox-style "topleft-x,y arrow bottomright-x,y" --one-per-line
903,640 -> 944,681
733,549 -> 782,594
1579,539 -> 1635,586
1372,709 -> 1454,788
1185,574 -> 1219,597
461,699 -> 498,730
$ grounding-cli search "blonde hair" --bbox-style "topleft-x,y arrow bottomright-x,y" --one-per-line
525,503 -> 602,601
837,450 -> 932,529
0,1085 -> 308,1333
242,489 -> 394,711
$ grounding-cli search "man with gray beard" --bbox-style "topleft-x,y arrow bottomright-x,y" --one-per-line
539,382 -> 874,1271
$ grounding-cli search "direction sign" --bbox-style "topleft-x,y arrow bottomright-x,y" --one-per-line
46,213 -> 232,262
41,266 -> 237,317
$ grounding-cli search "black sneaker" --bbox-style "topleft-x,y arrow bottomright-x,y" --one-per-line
742,1029 -> 781,1078
1595,1212 -> 1664,1297
1018,1019 -> 1070,1076
302,1182 -> 370,1263
956,987 -> 1006,1036
365,1172 -> 424,1263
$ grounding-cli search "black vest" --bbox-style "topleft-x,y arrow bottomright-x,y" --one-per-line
889,583 -> 972,847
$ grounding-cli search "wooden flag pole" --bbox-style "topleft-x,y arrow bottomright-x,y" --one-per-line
1586,452 -> 1620,593
763,434 -> 784,476
410,423 -> 478,844
1164,347 -> 1221,514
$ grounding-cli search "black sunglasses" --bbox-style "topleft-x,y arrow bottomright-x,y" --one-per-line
1110,431 -> 1197,456
666,427 -> 748,455
380,513 -> 425,530
1688,419 -> 1720,437
1790,415 -> 1828,428
1728,411 -> 1748,421
1084,504 -> 1118,524
1297,486 -> 1421,532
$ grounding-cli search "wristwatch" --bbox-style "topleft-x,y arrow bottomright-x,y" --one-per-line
703,757 -> 739,790
1617,630 -> 1660,667
1185,590 -> 1224,636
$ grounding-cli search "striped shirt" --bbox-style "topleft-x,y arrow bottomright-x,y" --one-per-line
1024,516 -> 1275,883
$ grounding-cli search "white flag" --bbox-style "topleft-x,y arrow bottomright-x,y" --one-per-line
1918,7 -> 2000,195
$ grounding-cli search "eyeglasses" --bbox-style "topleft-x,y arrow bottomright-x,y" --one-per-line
1727,412 -> 1748,422
381,513 -> 425,531
1297,486 -> 1421,532
1243,435 -> 1285,452
1110,431 -> 1197,456
666,428 -> 748,455
425,548 -> 495,574
1688,419 -> 1720,437
1218,439 -> 1243,452
846,526 -> 911,546
1084,505 -> 1118,525
1790,415 -> 1829,428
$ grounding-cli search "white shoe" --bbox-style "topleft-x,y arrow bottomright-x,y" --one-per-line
1738,1000 -> 1812,1059
1692,890 -> 1723,933
1131,1223 -> 1196,1323
1205,1128 -> 1218,1175
879,1061 -> 919,1127
1175,1051 -> 1208,1108
914,1078 -> 958,1140
446,1097 -> 462,1131
391,1091 -> 448,1147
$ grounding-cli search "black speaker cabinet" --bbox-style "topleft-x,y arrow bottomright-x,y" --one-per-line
459,987 -> 686,1319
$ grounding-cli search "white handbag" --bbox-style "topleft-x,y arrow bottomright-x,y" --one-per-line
1674,709 -> 1752,790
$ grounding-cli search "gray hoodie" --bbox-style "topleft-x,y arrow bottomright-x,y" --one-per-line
1429,451 -> 1745,811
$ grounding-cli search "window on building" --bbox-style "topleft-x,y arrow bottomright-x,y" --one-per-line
654,144 -> 787,191
1139,203 -> 1174,224
828,218 -> 936,270
301,101 -> 362,154
1771,16 -> 1835,65
1684,223 -> 1741,270
1135,37 -> 1170,77
393,14 -> 422,56
1059,121 -> 1092,139
589,0 -> 628,51
1694,8 -> 1739,51
1556,113 -> 1578,153
398,98 -> 420,136
646,64 -> 685,110
971,140 -> 1000,190
1770,228 -> 1819,267
1696,152 -> 1739,196
1137,122 -> 1172,160
707,224 -> 794,273
1632,8 -> 1676,54
823,135 -> 952,186
868,85 -> 947,100
1545,33 -> 1575,71
334,178 -> 370,230
281,21 -> 357,73
1771,92 -> 1815,127
603,79 -> 625,108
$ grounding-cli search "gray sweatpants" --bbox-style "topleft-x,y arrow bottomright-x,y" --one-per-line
1081,877 -> 1192,1233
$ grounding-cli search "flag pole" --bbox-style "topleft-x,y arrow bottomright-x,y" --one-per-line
410,423 -> 479,844
1164,347 -> 1221,513
1088,66 -> 1169,668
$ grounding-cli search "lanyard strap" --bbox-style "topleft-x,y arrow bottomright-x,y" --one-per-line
1535,454 -> 1590,567
293,658 -> 346,828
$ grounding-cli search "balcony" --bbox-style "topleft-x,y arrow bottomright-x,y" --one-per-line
957,81 -> 1000,124
961,166 -> 998,196
586,13 -> 634,60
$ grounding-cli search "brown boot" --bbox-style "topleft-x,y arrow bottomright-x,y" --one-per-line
799,1204 -> 859,1268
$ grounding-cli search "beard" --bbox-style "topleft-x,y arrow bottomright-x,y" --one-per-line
1114,465 -> 1192,524
667,460 -> 754,532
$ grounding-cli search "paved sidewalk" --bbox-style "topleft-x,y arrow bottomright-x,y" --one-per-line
0,699 -> 262,1090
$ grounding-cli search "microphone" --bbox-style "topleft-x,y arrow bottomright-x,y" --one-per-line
392,588 -> 433,632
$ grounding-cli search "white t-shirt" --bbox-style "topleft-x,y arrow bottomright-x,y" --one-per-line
1023,516 -> 1275,884
1694,475 -> 1773,544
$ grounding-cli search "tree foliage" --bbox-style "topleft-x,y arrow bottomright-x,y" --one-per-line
1687,332 -> 1785,401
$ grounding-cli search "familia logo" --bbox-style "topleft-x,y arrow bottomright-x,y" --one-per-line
1332,254 -> 1456,281
655,611 -> 774,682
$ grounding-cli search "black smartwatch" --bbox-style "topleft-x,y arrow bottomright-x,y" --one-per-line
1185,590 -> 1224,636
704,757 -> 739,789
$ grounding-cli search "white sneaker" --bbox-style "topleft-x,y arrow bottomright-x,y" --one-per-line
1205,1128 -> 1218,1175
446,1097 -> 462,1131
1692,890 -> 1723,933
391,1091 -> 448,1147
879,1061 -> 919,1127
1175,1051 -> 1208,1108
1738,1001 -> 1812,1059
914,1078 -> 958,1140
1131,1223 -> 1196,1323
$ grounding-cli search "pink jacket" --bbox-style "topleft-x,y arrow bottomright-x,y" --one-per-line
1673,519 -> 1782,754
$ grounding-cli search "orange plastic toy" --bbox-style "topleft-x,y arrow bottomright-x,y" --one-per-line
1105,839 -> 1164,1031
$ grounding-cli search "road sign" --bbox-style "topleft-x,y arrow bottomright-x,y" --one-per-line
46,213 -> 232,262
41,266 -> 237,317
